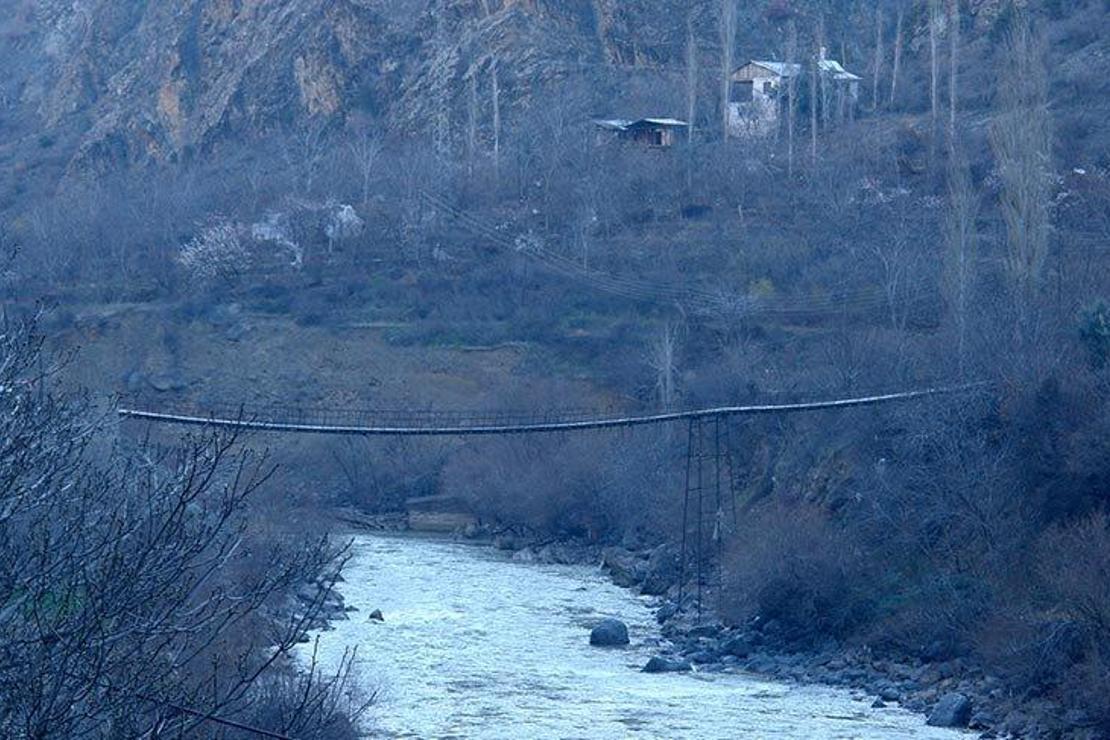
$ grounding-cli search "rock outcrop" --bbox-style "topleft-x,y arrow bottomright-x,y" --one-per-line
926,693 -> 972,728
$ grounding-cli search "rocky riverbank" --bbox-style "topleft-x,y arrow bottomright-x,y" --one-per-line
330,513 -> 1093,739
491,532 -> 1093,740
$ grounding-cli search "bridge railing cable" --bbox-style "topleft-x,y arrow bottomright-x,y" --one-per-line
119,382 -> 991,438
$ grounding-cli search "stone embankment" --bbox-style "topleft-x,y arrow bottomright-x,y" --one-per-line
328,514 -> 1093,739
493,533 -> 1094,740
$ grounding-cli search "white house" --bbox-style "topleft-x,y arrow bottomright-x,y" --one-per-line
727,49 -> 861,138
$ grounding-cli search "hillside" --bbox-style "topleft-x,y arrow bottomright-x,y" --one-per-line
3,1 -> 1110,736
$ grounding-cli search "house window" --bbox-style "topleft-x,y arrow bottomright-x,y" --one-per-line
731,82 -> 754,103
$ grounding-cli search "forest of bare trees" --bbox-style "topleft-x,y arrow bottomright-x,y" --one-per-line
2,0 -> 1109,735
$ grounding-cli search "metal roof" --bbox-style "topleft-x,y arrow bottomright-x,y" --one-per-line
593,117 -> 689,131
818,59 -> 862,81
636,118 -> 689,128
740,59 -> 859,82
593,118 -> 634,131
747,61 -> 803,78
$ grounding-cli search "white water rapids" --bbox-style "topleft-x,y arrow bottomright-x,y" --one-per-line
304,535 -> 966,739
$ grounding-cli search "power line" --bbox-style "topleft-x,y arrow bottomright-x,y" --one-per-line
421,190 -> 939,319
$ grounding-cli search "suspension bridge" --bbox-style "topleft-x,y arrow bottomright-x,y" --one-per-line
117,384 -> 981,436
119,381 -> 987,619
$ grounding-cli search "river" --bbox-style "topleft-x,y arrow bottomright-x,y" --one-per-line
305,534 -> 966,739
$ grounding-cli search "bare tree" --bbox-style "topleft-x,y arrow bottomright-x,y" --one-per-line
928,0 -> 942,164
349,130 -> 383,206
686,12 -> 698,147
491,57 -> 502,179
810,38 -> 819,165
0,317 -> 362,738
989,15 -> 1052,339
719,0 -> 737,140
929,0 -> 941,128
871,6 -> 883,111
948,0 -> 960,147
295,119 -> 331,196
648,321 -> 683,410
467,70 -> 479,175
817,20 -> 829,132
889,7 -> 904,109
786,20 -> 798,177
685,12 -> 698,188
944,150 -> 980,379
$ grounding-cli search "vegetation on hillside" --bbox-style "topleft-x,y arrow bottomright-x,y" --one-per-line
2,0 -> 1109,734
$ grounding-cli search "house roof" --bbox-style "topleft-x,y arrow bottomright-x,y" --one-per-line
739,59 -> 860,82
818,59 -> 862,81
633,118 -> 689,128
593,117 -> 689,132
593,118 -> 634,131
747,60 -> 803,78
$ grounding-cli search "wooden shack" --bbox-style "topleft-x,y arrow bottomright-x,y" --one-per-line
593,117 -> 690,148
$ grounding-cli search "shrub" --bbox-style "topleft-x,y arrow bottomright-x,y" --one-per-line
1079,301 -> 1110,369
721,502 -> 875,643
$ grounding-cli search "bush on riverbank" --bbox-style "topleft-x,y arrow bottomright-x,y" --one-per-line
0,317 -> 368,737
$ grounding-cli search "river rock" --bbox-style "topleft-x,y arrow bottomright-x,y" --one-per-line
590,618 -> 630,647
721,634 -> 754,658
926,693 -> 972,728
643,656 -> 692,673
640,544 -> 680,595
687,623 -> 723,639
148,372 -> 187,392
368,609 -> 384,622
878,685 -> 901,702
687,650 -> 718,664
655,602 -> 679,623
601,547 -> 643,588
511,548 -> 537,563
968,708 -> 999,730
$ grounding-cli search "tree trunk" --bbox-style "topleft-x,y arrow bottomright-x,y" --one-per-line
948,0 -> 960,148
491,58 -> 501,181
810,45 -> 818,165
871,7 -> 883,111
467,72 -> 478,176
818,21 -> 829,131
889,8 -> 904,108
786,20 -> 797,177
686,13 -> 697,187
719,0 -> 736,140
945,150 -> 979,380
927,0 -> 936,130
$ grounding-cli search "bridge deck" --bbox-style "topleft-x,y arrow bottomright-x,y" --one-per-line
118,383 -> 986,437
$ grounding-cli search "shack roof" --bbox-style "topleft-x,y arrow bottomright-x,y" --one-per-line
593,118 -> 634,131
593,117 -> 689,132
630,118 -> 689,129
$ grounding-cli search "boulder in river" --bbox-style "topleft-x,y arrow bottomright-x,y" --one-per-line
601,547 -> 642,589
643,656 -> 692,673
721,634 -> 754,658
368,609 -> 384,622
926,693 -> 972,728
590,618 -> 630,647
640,545 -> 680,595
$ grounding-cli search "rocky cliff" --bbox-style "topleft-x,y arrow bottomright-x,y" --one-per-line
0,0 -> 1096,183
